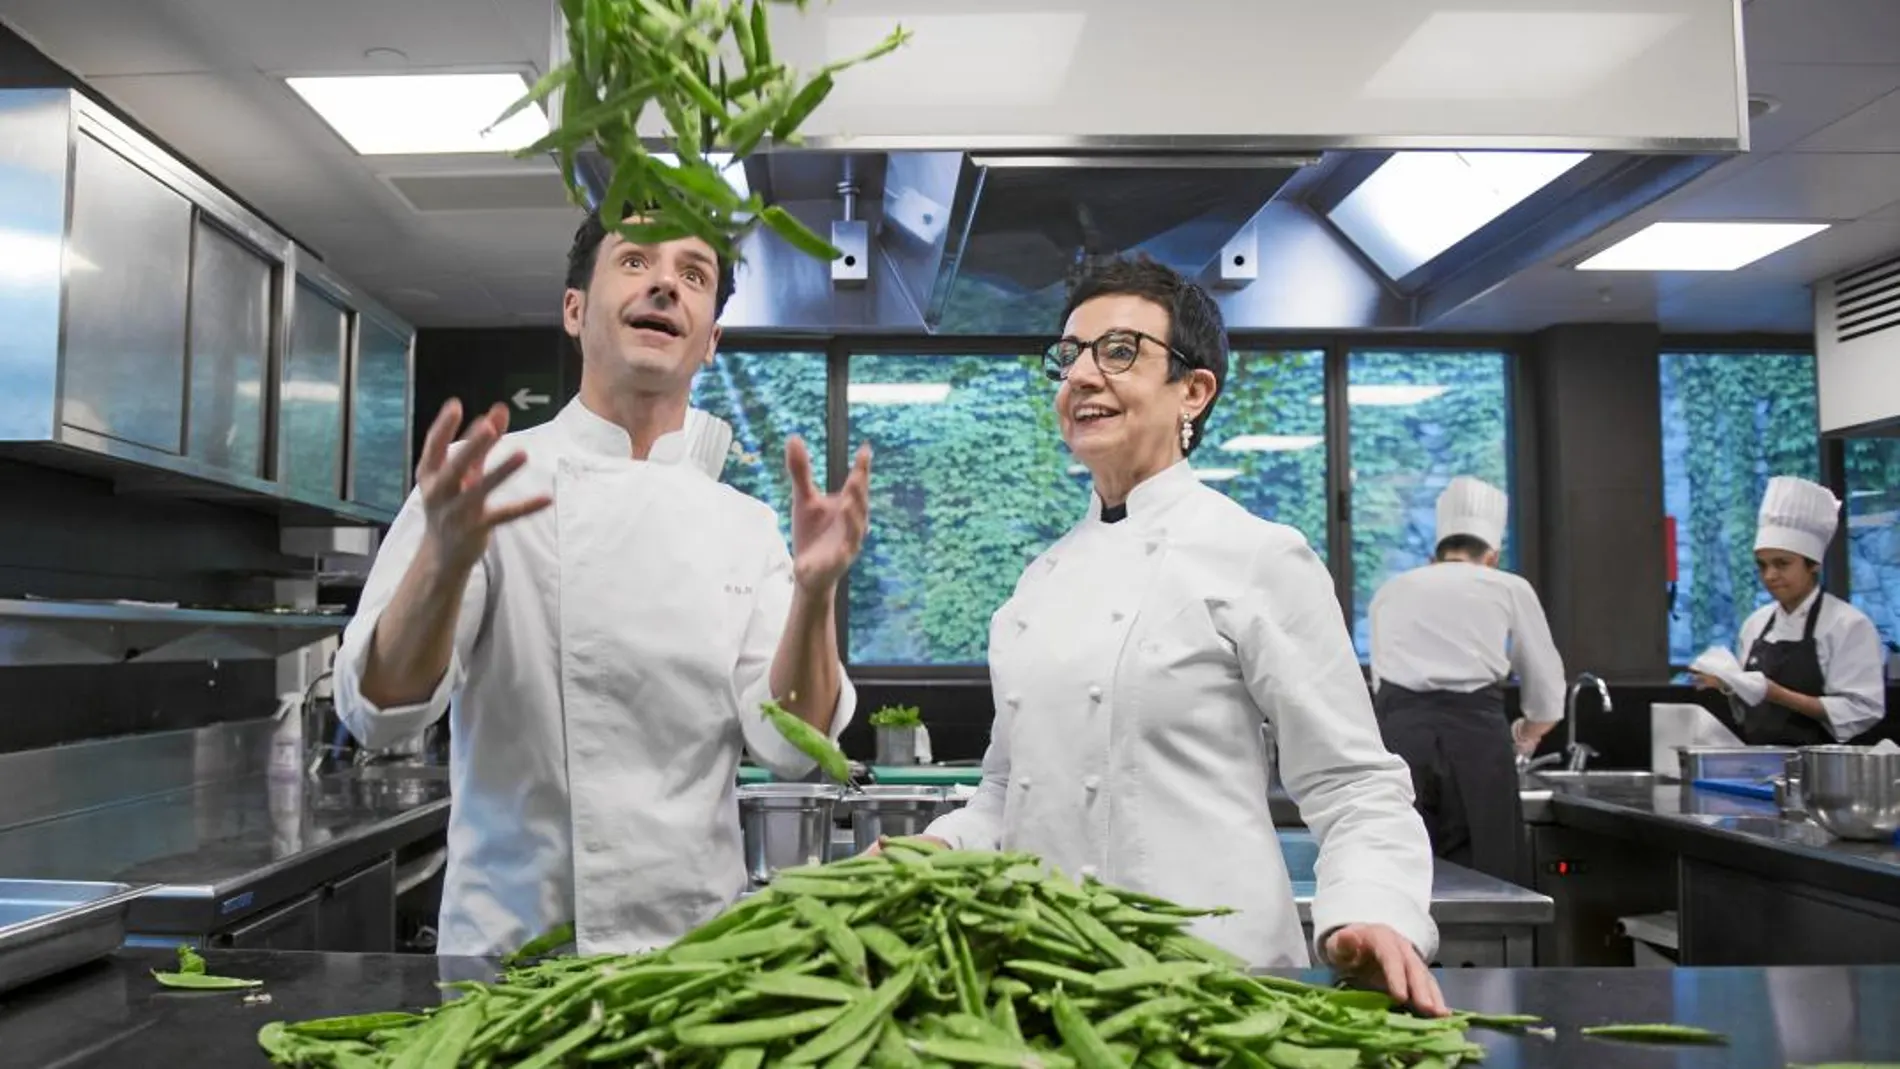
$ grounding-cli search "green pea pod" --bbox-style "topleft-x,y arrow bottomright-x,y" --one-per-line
175,944 -> 207,975
768,72 -> 835,144
761,206 -> 844,262
792,896 -> 871,982
1095,996 -> 1202,1042
286,1011 -> 427,1040
1047,986 -> 1124,1069
1201,1005 -> 1292,1046
1261,1042 -> 1360,1069
785,964 -> 919,1065
677,1005 -> 848,1048
502,920 -> 577,965
815,24 -> 913,78
856,923 -> 915,969
991,991 -> 1025,1045
1157,932 -> 1247,967
1089,961 -> 1214,994
513,1018 -> 604,1069
153,970 -> 261,991
874,1023 -> 925,1069
773,876 -> 876,901
762,699 -> 851,781
910,1036 -> 1072,1069
721,1048 -> 768,1069
1581,1023 -> 1728,1044
823,1015 -> 886,1069
669,924 -> 813,963
492,65 -> 575,131
747,972 -> 864,1004
1002,960 -> 1099,992
1461,1011 -> 1543,1030
750,0 -> 771,67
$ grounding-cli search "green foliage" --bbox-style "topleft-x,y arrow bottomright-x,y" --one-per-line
1843,437 -> 1900,649
690,350 -> 829,544
1346,351 -> 1513,655
868,704 -> 923,728
1660,352 -> 1819,663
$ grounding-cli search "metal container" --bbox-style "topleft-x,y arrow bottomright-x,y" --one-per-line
848,786 -> 949,855
0,880 -> 150,995
737,783 -> 845,885
1798,745 -> 1900,842
1678,746 -> 1798,784
874,726 -> 919,767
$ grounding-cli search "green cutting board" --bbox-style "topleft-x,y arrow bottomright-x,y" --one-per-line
735,764 -> 981,787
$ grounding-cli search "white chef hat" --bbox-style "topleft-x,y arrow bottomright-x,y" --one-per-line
1435,475 -> 1509,551
1754,475 -> 1840,563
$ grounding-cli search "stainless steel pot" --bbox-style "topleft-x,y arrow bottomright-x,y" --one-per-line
847,785 -> 948,855
737,783 -> 845,885
1798,745 -> 1900,842
874,726 -> 919,767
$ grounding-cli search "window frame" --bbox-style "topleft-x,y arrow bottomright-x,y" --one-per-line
720,329 -> 1528,679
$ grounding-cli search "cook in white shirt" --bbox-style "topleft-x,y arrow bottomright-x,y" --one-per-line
1367,476 -> 1564,883
334,210 -> 872,957
918,257 -> 1445,1014
1693,476 -> 1886,745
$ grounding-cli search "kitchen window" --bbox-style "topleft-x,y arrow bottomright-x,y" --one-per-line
1844,437 -> 1900,665
1659,351 -> 1819,667
1199,349 -> 1330,559
1347,349 -> 1513,660
687,350 -> 828,545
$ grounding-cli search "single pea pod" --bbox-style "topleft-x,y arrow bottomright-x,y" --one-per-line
1201,1005 -> 1292,1046
675,1006 -> 847,1048
720,1048 -> 768,1069
1260,1042 -> 1361,1069
1461,1011 -> 1543,1029
762,699 -> 851,782
1046,986 -> 1125,1069
910,1036 -> 1072,1069
747,972 -> 864,1004
1581,1023 -> 1728,1044
785,963 -> 920,1065
502,920 -> 576,965
1089,961 -> 1215,994
285,1011 -> 427,1040
153,970 -> 262,991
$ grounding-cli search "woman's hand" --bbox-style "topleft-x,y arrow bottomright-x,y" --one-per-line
1324,924 -> 1448,1016
1690,672 -> 1729,694
859,834 -> 950,858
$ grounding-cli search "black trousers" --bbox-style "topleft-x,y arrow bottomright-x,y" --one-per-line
1373,684 -> 1524,886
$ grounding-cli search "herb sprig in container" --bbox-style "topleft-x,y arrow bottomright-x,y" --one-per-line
497,0 -> 911,265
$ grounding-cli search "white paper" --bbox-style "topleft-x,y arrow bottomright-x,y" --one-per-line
1651,702 -> 1742,774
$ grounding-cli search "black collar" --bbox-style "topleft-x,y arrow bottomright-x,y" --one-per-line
1100,503 -> 1129,524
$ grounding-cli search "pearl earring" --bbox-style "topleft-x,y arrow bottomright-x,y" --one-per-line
1180,413 -> 1194,453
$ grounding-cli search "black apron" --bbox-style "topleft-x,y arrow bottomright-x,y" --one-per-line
1730,595 -> 1836,748
1373,684 -> 1522,886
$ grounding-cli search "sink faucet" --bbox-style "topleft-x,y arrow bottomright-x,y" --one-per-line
1565,672 -> 1612,771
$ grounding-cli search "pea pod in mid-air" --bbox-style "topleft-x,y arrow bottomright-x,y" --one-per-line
761,697 -> 851,783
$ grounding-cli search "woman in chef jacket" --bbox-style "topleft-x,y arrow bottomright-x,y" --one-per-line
923,256 -> 1445,1013
1693,475 -> 1887,744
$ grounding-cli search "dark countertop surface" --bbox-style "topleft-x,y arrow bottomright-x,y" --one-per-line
1544,778 -> 1900,904
3,948 -> 1897,1068
0,767 -> 450,932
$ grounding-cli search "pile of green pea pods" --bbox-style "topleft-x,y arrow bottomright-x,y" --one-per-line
258,838 -> 1523,1068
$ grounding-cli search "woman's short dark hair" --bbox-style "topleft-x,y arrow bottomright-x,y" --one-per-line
564,206 -> 737,318
1059,254 -> 1228,455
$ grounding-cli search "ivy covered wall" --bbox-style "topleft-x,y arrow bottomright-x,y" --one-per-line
1845,436 -> 1900,665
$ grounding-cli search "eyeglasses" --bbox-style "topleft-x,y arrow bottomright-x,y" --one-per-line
1042,330 -> 1191,383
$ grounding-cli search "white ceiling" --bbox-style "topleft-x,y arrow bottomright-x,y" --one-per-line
3,0 -> 1899,334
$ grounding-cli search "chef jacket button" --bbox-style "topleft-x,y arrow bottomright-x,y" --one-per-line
1083,775 -> 1101,792
1080,864 -> 1099,879
1111,610 -> 1125,623
1007,693 -> 1022,709
1019,776 -> 1033,789
1088,685 -> 1103,702
1145,541 -> 1160,555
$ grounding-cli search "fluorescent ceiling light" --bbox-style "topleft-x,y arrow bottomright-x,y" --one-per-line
1329,151 -> 1590,278
1310,385 -> 1451,407
1221,434 -> 1323,452
1194,468 -> 1243,483
654,153 -> 749,201
1575,222 -> 1830,271
849,383 -> 952,405
287,73 -> 547,155
0,228 -> 87,283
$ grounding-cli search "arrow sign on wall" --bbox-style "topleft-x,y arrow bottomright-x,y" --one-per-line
511,387 -> 552,411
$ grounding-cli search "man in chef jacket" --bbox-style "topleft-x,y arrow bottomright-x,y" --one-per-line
333,208 -> 871,957
1367,476 -> 1564,884
1692,476 -> 1887,745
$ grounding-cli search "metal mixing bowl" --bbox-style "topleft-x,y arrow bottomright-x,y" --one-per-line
847,785 -> 948,855
1798,746 -> 1900,842
737,783 -> 845,885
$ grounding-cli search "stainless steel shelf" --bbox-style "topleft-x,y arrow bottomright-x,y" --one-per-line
0,598 -> 349,667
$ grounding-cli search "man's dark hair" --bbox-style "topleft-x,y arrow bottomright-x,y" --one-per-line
564,206 -> 737,318
1435,534 -> 1494,561
1060,254 -> 1228,456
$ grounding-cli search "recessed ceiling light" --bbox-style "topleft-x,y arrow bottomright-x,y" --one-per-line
1575,222 -> 1830,271
1328,151 -> 1591,278
1310,385 -> 1451,407
848,383 -> 952,405
286,73 -> 548,155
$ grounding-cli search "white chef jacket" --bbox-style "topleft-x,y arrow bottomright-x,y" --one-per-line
926,461 -> 1437,968
1736,588 -> 1886,741
334,399 -> 855,957
1368,563 -> 1567,723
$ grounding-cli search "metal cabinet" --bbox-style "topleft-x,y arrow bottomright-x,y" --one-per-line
319,857 -> 396,953
280,281 -> 349,498
218,890 -> 321,951
60,132 -> 193,454
350,316 -> 414,514
186,219 -> 273,477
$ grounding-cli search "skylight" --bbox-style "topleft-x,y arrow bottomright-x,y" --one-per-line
287,73 -> 548,155
1575,222 -> 1830,271
1328,151 -> 1590,279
